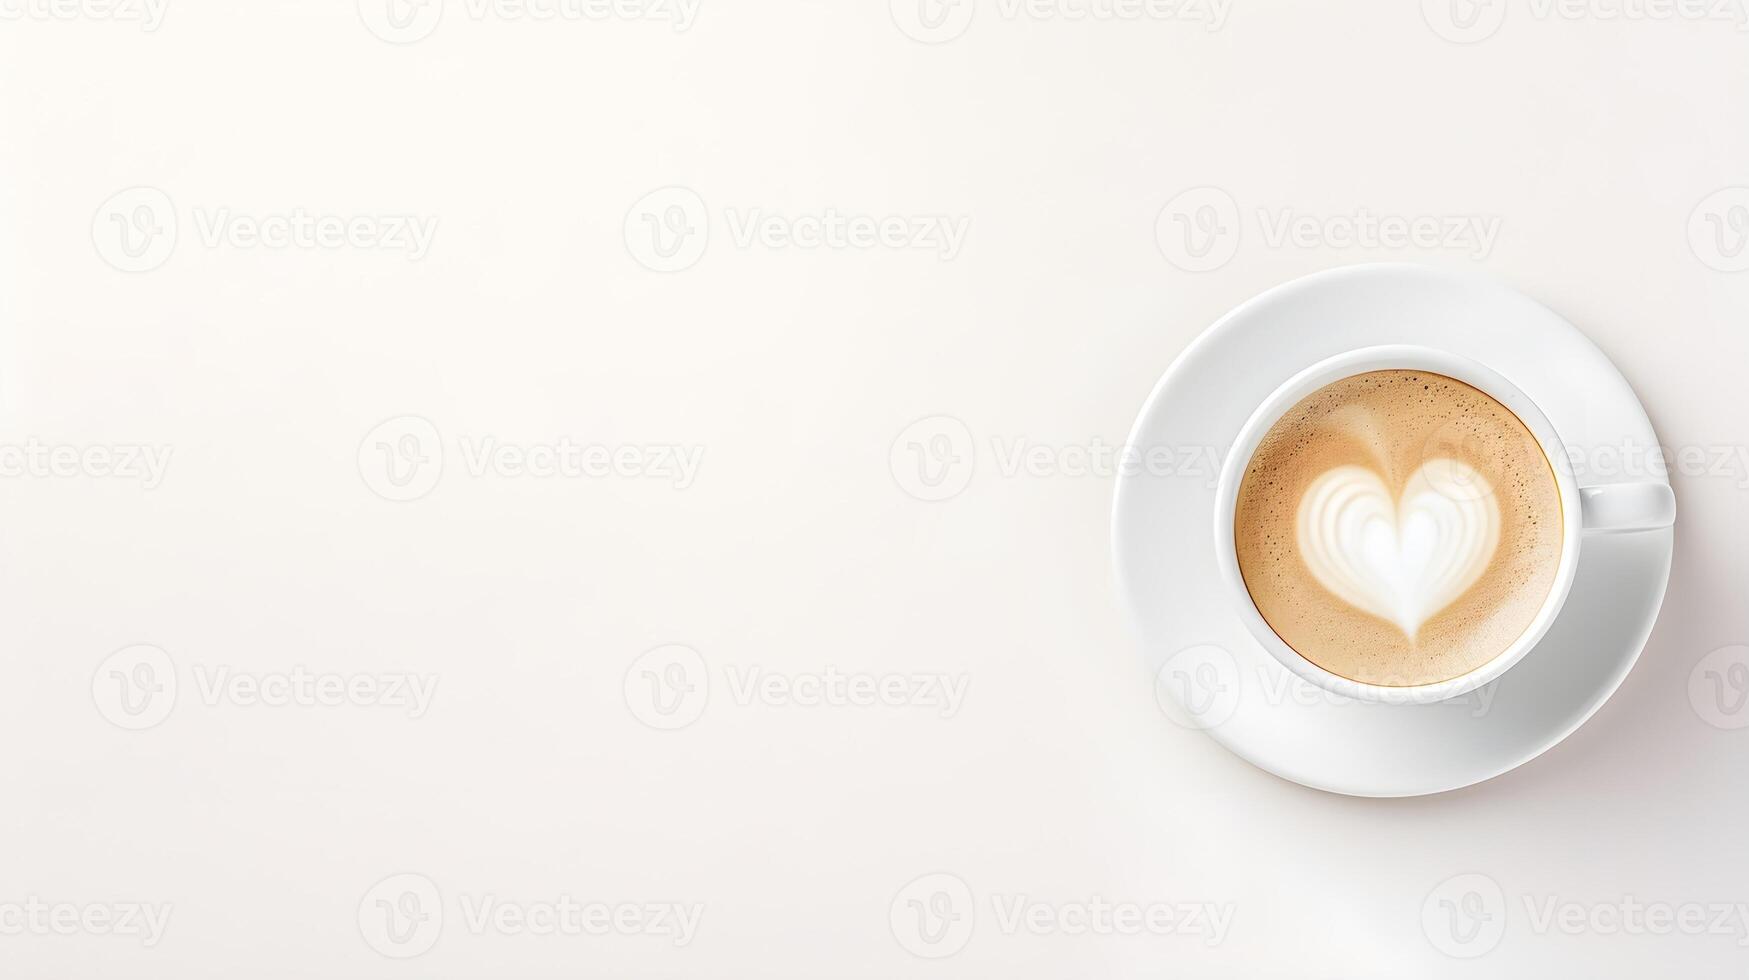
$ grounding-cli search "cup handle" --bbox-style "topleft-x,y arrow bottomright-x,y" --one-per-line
1579,483 -> 1676,533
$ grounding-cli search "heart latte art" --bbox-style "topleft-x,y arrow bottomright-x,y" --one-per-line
1295,461 -> 1500,641
1233,370 -> 1563,688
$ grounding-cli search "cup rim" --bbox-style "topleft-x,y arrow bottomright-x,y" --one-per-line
1211,344 -> 1585,706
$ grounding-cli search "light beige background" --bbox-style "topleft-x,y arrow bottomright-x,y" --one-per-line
3,0 -> 1748,975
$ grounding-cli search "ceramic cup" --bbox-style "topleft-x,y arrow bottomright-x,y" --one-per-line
1211,344 -> 1676,705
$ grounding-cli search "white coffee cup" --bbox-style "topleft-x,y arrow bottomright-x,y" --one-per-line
1212,345 -> 1676,705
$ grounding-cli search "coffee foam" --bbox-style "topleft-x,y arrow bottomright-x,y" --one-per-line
1295,460 -> 1501,640
1233,370 -> 1562,687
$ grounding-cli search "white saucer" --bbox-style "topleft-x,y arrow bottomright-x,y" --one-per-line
1112,264 -> 1675,798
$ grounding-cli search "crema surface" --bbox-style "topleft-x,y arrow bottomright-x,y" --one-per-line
1233,370 -> 1563,687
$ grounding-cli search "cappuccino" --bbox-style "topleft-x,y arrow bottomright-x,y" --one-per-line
1233,370 -> 1562,687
